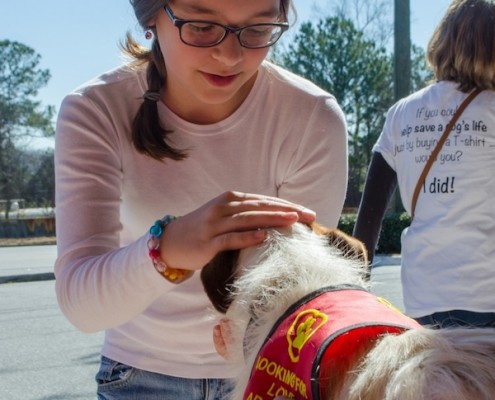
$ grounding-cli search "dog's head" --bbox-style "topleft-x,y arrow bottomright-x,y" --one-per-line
200,222 -> 368,314
200,222 -> 374,391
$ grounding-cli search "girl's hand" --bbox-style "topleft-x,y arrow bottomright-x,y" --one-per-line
160,191 -> 315,270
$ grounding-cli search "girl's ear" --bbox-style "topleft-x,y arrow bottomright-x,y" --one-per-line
200,250 -> 240,313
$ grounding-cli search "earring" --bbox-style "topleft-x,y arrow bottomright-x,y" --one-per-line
145,29 -> 153,40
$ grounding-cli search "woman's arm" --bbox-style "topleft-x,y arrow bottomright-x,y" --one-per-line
54,92 -> 166,332
353,152 -> 398,266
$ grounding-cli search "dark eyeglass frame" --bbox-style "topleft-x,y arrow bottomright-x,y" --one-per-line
163,4 -> 289,49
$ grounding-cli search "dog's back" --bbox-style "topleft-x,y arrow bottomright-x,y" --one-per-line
339,327 -> 495,400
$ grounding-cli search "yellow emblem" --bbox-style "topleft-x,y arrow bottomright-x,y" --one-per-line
287,309 -> 328,363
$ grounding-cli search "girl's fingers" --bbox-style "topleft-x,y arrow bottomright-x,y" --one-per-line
210,191 -> 316,225
211,228 -> 268,253
234,191 -> 316,216
223,201 -> 315,224
216,210 -> 299,233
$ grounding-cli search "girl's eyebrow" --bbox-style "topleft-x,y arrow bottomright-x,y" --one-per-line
178,4 -> 280,19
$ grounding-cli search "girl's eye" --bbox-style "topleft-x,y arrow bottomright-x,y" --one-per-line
186,23 -> 220,34
245,27 -> 271,36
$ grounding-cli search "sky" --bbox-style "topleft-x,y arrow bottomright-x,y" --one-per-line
1,0 -> 451,149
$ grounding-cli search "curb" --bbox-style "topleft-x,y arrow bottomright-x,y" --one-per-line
0,272 -> 55,285
373,255 -> 401,267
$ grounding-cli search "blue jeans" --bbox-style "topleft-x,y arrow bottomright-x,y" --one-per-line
415,310 -> 495,329
96,356 -> 234,399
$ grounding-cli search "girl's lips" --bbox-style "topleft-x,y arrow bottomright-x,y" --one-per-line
202,72 -> 238,87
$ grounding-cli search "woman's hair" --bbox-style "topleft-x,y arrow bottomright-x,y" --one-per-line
339,327 -> 495,400
427,0 -> 495,92
124,0 -> 292,161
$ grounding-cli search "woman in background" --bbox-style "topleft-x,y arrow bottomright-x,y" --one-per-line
354,0 -> 495,329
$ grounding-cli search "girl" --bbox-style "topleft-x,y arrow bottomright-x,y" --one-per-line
54,0 -> 347,398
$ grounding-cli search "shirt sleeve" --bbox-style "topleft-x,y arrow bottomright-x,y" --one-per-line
54,92 -> 172,333
353,152 -> 398,264
278,96 -> 348,229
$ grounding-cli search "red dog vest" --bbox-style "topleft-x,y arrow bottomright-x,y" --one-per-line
243,285 -> 420,400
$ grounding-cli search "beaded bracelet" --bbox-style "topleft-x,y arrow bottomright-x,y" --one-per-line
148,215 -> 193,284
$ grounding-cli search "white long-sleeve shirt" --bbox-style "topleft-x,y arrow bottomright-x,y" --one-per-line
54,61 -> 348,379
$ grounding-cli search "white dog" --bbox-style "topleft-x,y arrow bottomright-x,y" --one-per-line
201,223 -> 495,400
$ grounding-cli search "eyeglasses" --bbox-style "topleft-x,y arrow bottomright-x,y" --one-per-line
164,5 -> 289,49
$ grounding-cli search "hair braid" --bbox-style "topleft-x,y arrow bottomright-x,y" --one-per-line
127,36 -> 188,161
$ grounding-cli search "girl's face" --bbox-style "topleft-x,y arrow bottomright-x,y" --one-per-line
154,0 -> 283,124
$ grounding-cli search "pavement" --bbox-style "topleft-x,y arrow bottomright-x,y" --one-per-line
0,245 -> 406,317
0,245 -> 405,313
0,244 -> 57,284
0,243 -> 401,284
372,254 -> 402,267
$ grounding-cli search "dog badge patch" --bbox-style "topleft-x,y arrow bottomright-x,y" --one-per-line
288,309 -> 328,363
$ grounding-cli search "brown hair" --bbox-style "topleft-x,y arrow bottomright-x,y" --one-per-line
427,0 -> 495,92
125,0 -> 292,161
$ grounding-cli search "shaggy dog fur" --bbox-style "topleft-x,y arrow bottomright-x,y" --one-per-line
201,223 -> 495,400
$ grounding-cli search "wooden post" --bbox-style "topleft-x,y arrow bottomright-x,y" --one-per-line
392,0 -> 411,213
394,0 -> 411,101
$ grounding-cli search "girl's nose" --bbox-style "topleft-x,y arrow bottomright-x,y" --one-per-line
210,33 -> 243,66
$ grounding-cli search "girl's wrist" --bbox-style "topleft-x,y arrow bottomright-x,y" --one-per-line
148,216 -> 193,284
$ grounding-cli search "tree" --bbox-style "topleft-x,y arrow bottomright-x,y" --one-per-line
411,44 -> 434,92
278,17 -> 394,206
23,149 -> 55,207
0,40 -> 54,218
331,0 -> 393,47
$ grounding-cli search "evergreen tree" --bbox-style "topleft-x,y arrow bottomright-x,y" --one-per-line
0,40 -> 54,217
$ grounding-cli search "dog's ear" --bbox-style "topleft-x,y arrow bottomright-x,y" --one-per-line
200,250 -> 240,314
311,223 -> 368,265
